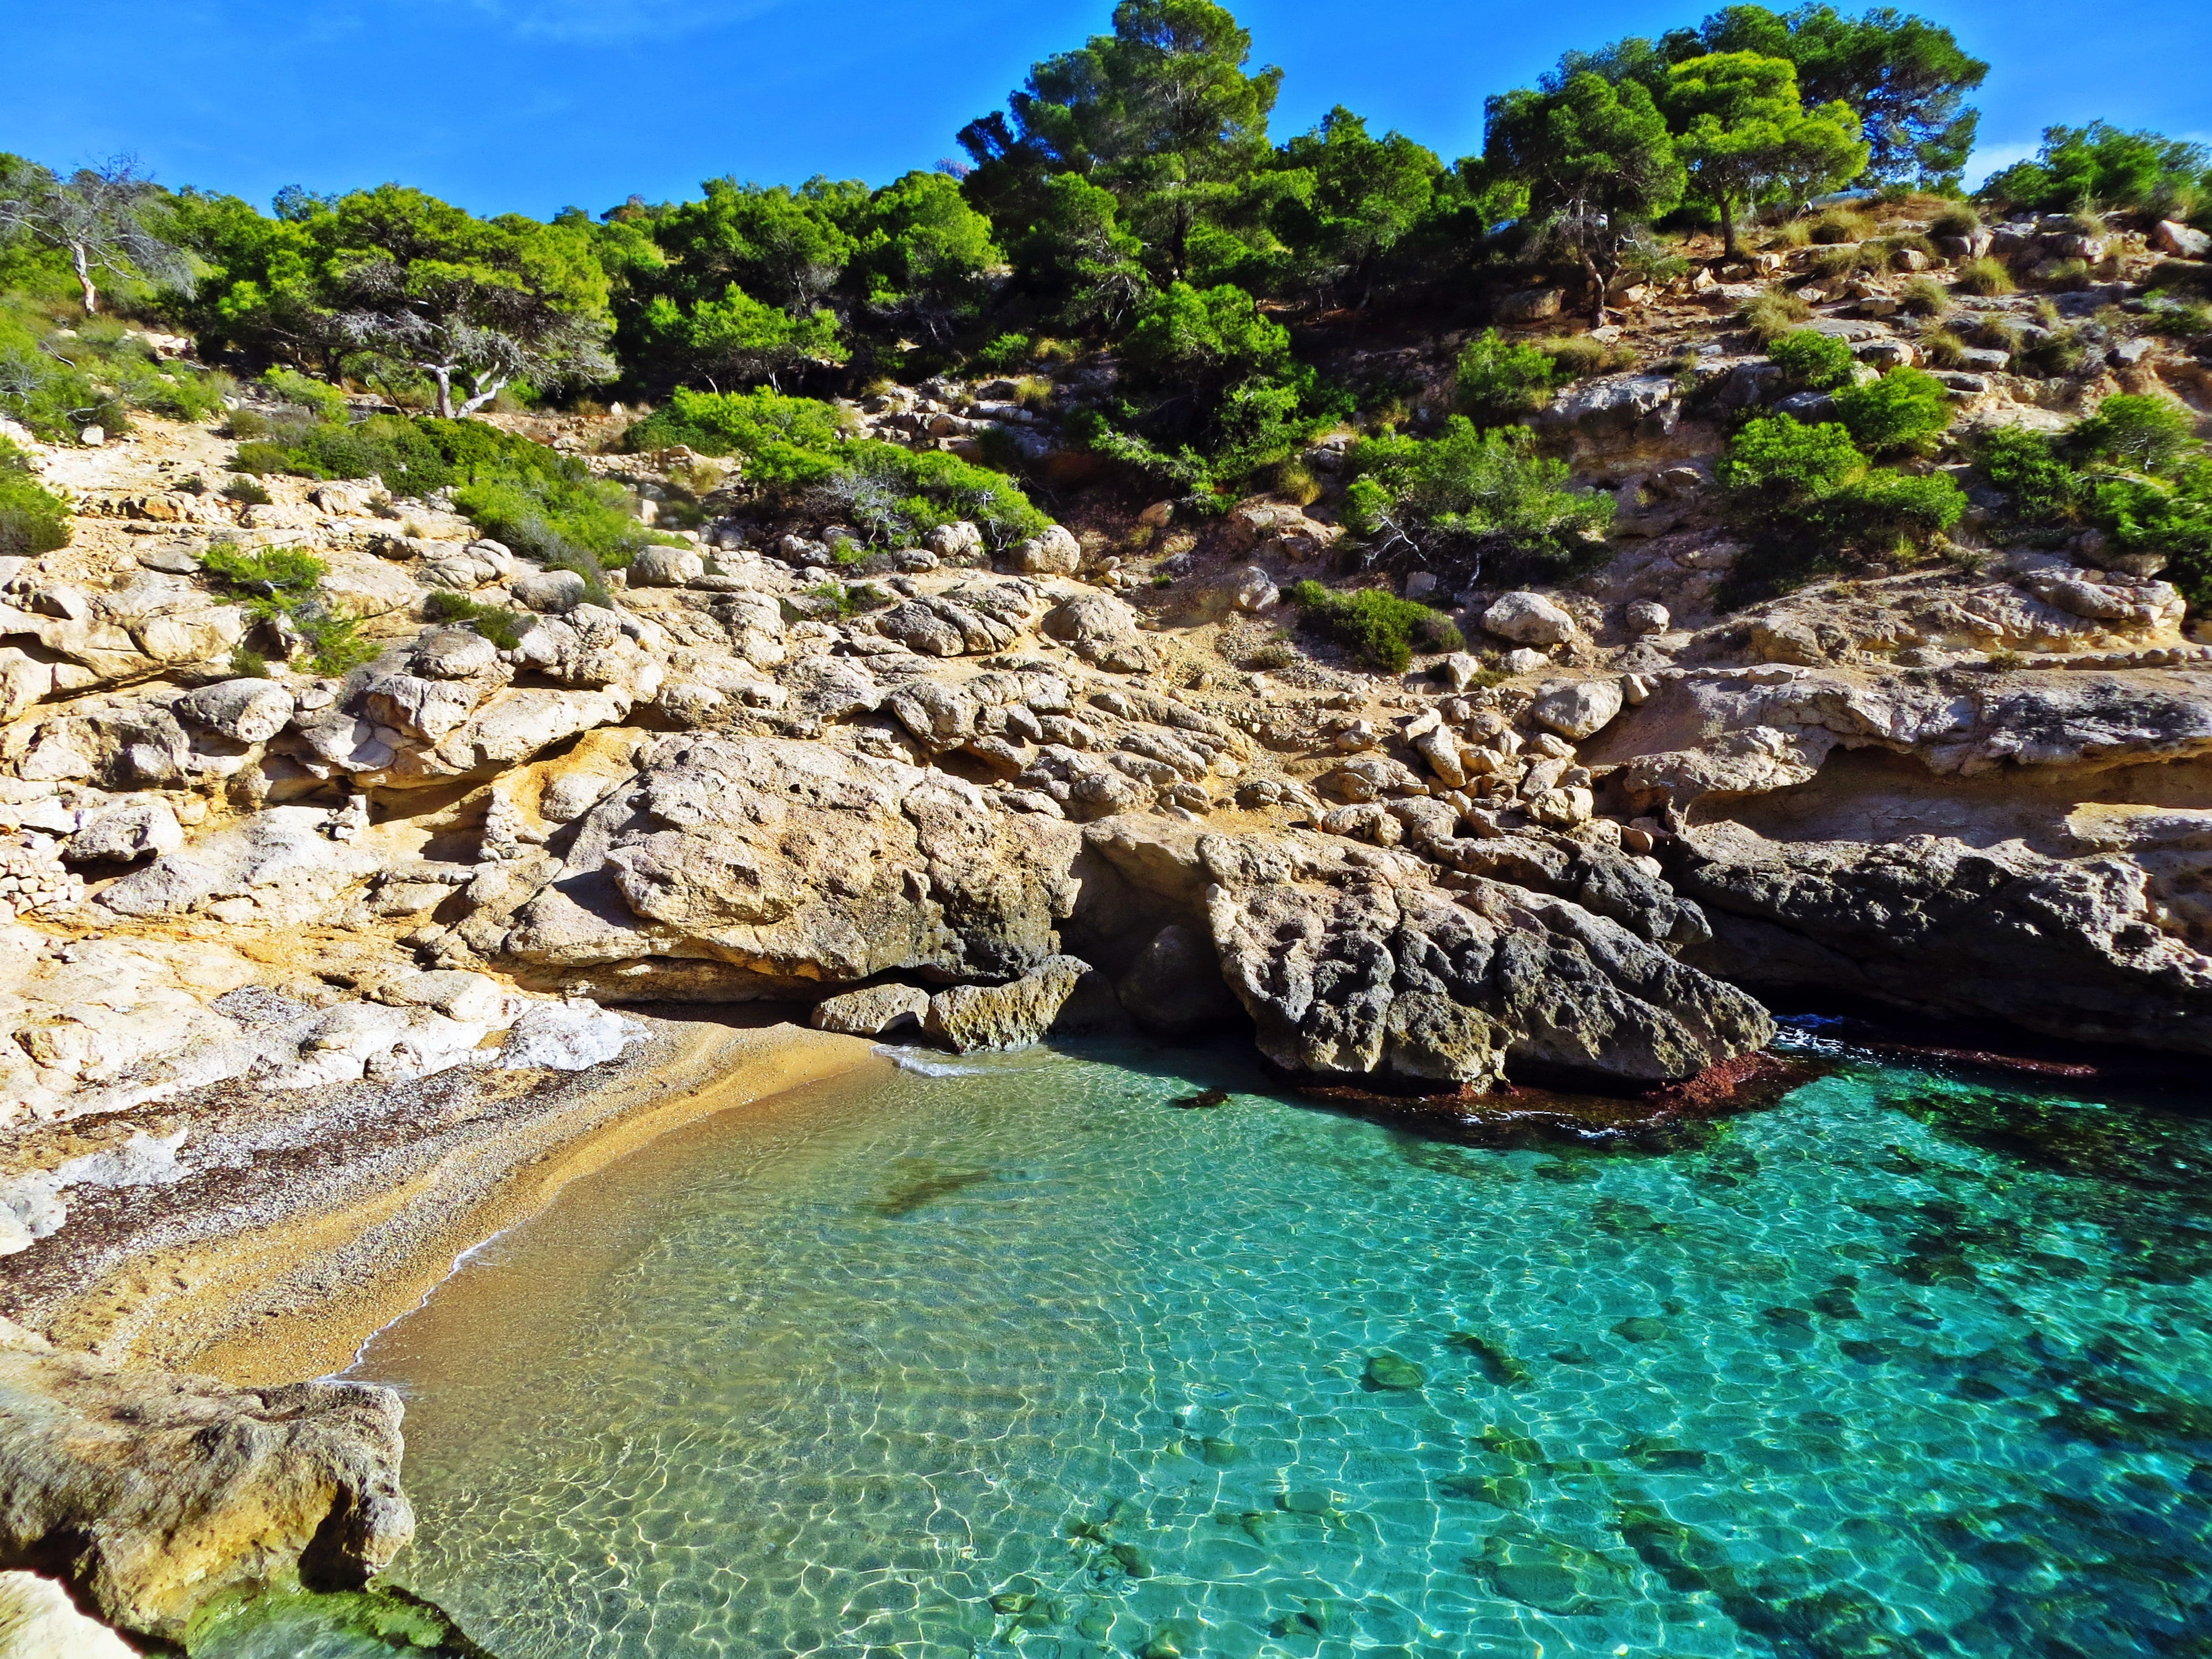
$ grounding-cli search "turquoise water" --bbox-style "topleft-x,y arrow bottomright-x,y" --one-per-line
201,1035 -> 2212,1658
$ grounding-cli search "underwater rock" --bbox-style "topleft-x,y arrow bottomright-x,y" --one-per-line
1364,1352 -> 1426,1390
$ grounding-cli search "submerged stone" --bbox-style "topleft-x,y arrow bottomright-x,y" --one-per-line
1364,1352 -> 1426,1391
1173,1089 -> 1231,1109
1448,1332 -> 1532,1387
1613,1316 -> 1668,1343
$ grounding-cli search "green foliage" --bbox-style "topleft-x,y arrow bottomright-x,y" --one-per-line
1952,257 -> 2013,296
635,285 -> 846,391
1482,71 -> 1684,321
625,387 -> 852,487
227,646 -> 270,679
1979,426 -> 2086,521
1718,413 -> 1963,592
1284,580 -> 1463,671
1454,328 -> 1561,425
1833,365 -> 1952,455
0,288 -> 229,440
1898,275 -> 1950,317
1767,327 -> 1856,390
171,182 -> 614,415
1980,123 -> 2211,219
422,590 -> 529,649
260,366 -> 346,422
0,440 -> 69,556
1272,107 -> 1442,304
2070,394 -> 2198,472
1120,281 -> 1290,405
1345,418 -> 1615,568
196,542 -> 377,674
220,474 -> 272,505
1665,52 -> 1870,252
1008,174 -> 1154,332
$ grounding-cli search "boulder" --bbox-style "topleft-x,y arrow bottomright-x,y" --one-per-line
629,546 -> 706,587
510,569 -> 588,614
0,1343 -> 411,1646
1494,288 -> 1563,322
1481,592 -> 1577,646
810,983 -> 930,1037
2152,220 -> 2210,258
1041,593 -> 1156,674
62,799 -> 182,865
925,521 -> 986,564
1230,565 -> 1280,612
1010,525 -> 1081,576
1531,678 -> 1625,741
1201,837 -> 1770,1089
1625,601 -> 1670,635
173,679 -> 295,744
1540,373 -> 1681,439
497,1000 -> 638,1070
924,955 -> 1103,1052
1115,923 -> 1241,1036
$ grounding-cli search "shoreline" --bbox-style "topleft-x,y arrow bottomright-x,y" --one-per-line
8,1014 -> 885,1387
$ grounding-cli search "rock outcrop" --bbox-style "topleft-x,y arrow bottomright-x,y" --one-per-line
0,1331 -> 411,1646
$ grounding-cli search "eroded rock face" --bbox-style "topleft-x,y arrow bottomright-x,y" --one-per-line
501,734 -> 1084,990
1192,833 -> 1771,1089
1673,823 -> 2212,1052
0,1339 -> 412,1645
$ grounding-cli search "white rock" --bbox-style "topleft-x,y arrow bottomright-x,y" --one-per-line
1012,525 -> 1081,576
499,999 -> 640,1070
1230,566 -> 1280,612
1503,647 -> 1551,676
1532,678 -> 1626,741
1626,601 -> 1671,635
630,546 -> 706,587
1481,591 -> 1577,646
512,569 -> 589,613
173,678 -> 296,744
63,799 -> 182,864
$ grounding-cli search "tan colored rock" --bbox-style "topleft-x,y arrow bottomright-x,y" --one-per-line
925,955 -> 1102,1051
810,983 -> 930,1037
0,1344 -> 411,1646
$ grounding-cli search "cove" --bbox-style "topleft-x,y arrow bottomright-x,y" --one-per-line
192,1035 -> 2212,1658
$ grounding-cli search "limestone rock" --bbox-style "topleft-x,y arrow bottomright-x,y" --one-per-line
1115,923 -> 1241,1036
0,1344 -> 411,1645
1626,601 -> 1670,635
1531,679 -> 1624,741
1540,373 -> 1681,439
62,799 -> 182,865
173,679 -> 295,744
2152,220 -> 2210,258
497,1000 -> 639,1070
0,1571 -> 136,1656
630,545 -> 705,587
1010,525 -> 1081,576
1041,592 -> 1156,674
97,806 -> 385,923
1482,592 -> 1576,646
1494,287 -> 1563,322
1201,837 -> 1771,1088
924,954 -> 1103,1052
511,568 -> 587,613
810,983 -> 928,1037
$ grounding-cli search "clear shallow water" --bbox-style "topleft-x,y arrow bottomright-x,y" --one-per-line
196,1038 -> 2212,1658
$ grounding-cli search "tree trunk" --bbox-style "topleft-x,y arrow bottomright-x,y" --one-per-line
1719,195 -> 1738,259
1580,249 -> 1607,328
70,244 -> 97,315
429,365 -> 455,420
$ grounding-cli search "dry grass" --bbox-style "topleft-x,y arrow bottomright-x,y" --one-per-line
1741,286 -> 1813,343
1900,277 -> 1953,318
1918,327 -> 1967,368
1953,258 -> 2014,296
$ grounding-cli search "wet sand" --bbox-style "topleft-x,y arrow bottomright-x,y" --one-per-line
8,1014 -> 888,1386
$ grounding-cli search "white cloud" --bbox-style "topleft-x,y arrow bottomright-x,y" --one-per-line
453,0 -> 789,43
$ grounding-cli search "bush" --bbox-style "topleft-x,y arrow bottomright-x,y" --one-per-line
1741,288 -> 1811,344
1807,209 -> 1875,244
1454,329 -> 1560,425
1929,205 -> 1982,239
1718,414 -> 1964,594
221,474 -> 272,505
2070,394 -> 2198,472
1768,330 -> 1857,391
1834,367 -> 1954,456
1345,419 -> 1614,570
196,542 -> 377,675
624,387 -> 853,488
1980,427 -> 2087,520
1285,581 -> 1463,672
0,441 -> 69,557
1953,258 -> 2014,296
1900,277 -> 1952,318
422,590 -> 530,649
2014,326 -> 2088,379
260,367 -> 348,424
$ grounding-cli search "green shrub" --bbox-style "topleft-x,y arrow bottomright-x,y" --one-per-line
2142,294 -> 2212,339
1718,414 -> 1964,594
1953,258 -> 2013,296
1767,330 -> 1857,391
197,542 -> 376,675
1285,581 -> 1463,672
260,368 -> 348,424
1454,329 -> 1561,425
1834,367 -> 1954,456
221,474 -> 272,506
1919,328 -> 1968,368
0,441 -> 69,557
972,333 -> 1035,373
1980,427 -> 2087,520
2070,394 -> 2198,472
624,387 -> 852,488
1741,287 -> 1812,344
1929,205 -> 1981,239
2013,326 -> 2087,379
1345,419 -> 1614,570
422,590 -> 530,649
1538,336 -> 1637,380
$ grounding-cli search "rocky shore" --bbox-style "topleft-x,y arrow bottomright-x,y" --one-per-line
1,226 -> 2209,1648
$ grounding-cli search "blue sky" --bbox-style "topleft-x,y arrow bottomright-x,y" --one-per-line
8,0 -> 2208,218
